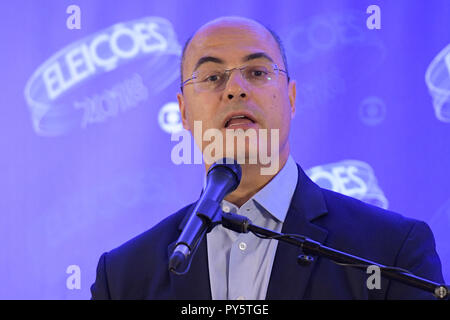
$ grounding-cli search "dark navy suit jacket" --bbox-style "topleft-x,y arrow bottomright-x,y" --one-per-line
91,165 -> 445,299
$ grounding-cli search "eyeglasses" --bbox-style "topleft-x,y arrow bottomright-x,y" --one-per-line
181,63 -> 288,92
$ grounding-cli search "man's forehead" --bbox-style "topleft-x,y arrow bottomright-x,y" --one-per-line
195,17 -> 272,41
186,19 -> 279,64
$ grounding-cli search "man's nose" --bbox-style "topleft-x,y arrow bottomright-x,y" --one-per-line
223,70 -> 248,101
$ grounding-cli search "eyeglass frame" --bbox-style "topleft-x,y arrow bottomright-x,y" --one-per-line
180,63 -> 289,92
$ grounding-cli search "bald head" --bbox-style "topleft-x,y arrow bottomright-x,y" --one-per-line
180,16 -> 289,89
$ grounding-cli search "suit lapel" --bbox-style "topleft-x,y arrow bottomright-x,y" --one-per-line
266,165 -> 329,299
167,204 -> 212,300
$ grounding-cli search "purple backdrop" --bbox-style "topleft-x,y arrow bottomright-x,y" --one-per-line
1,0 -> 449,299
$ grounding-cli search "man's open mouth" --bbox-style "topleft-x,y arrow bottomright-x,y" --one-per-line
224,113 -> 256,128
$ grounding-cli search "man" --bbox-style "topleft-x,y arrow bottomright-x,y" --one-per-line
91,16 -> 445,299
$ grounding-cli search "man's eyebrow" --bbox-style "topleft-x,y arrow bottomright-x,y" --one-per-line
192,52 -> 274,72
193,56 -> 224,71
242,52 -> 274,63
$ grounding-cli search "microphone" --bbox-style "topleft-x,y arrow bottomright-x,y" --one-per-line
169,158 -> 242,274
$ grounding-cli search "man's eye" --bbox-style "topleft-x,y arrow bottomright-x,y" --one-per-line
204,74 -> 221,82
249,68 -> 268,78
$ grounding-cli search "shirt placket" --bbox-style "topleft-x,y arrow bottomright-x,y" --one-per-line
227,202 -> 258,300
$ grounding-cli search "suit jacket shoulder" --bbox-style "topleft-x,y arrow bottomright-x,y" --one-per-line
90,203 -> 193,299
314,189 -> 444,298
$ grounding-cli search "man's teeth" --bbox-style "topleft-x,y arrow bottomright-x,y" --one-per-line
226,115 -> 252,127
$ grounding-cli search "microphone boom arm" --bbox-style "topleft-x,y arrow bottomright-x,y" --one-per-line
221,211 -> 449,300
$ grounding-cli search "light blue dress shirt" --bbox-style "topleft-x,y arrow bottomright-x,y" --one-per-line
206,155 -> 298,300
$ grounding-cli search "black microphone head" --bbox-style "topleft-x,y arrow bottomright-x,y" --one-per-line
207,158 -> 242,195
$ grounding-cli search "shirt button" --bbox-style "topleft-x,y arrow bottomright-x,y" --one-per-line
236,296 -> 246,300
238,242 -> 247,251
223,206 -> 231,213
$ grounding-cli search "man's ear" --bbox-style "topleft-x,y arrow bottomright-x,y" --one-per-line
288,80 -> 296,119
177,92 -> 190,130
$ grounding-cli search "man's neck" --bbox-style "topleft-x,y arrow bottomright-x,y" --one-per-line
223,152 -> 290,208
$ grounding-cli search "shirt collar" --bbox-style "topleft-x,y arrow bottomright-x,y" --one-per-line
251,155 -> 298,223
205,156 -> 299,223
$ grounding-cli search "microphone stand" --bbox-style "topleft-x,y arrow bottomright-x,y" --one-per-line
220,211 -> 449,300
